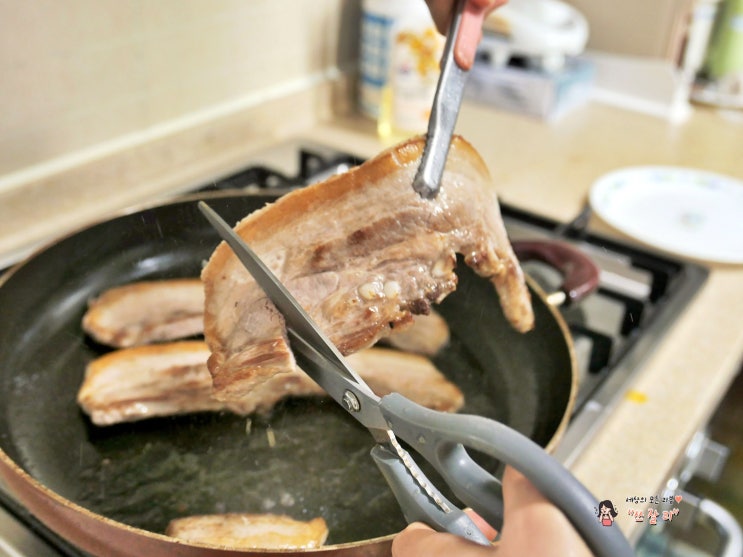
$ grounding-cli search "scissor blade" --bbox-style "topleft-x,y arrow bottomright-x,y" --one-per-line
197,202 -> 377,402
198,202 -> 469,537
287,330 -> 389,433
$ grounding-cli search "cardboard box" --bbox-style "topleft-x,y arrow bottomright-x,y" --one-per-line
464,57 -> 595,121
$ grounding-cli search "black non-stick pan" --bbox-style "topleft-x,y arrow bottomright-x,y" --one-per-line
0,191 -> 579,556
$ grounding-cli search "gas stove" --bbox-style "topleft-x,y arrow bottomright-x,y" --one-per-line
0,141 -> 708,556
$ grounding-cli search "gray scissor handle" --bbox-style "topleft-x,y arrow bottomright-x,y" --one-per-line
379,393 -> 635,557
371,445 -> 491,546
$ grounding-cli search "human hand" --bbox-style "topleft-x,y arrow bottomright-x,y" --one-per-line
391,466 -> 593,557
425,0 -> 507,70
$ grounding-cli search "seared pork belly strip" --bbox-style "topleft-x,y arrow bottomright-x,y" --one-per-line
77,341 -> 245,425
226,346 -> 464,415
202,135 -> 533,401
82,279 -> 204,347
347,347 -> 462,411
384,310 -> 450,356
84,276 -> 449,356
165,513 -> 328,550
77,342 -> 463,425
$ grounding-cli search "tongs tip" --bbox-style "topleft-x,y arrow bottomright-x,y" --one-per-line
412,157 -> 442,199
412,0 -> 468,200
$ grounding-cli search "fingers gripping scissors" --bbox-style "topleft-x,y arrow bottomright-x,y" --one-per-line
198,202 -> 634,557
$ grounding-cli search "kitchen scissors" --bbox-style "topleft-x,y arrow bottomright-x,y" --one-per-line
198,201 -> 634,557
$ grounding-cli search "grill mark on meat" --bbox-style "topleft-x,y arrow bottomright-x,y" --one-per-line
347,212 -> 420,249
310,211 -> 422,272
209,337 -> 295,400
349,227 -> 369,245
408,298 -> 432,315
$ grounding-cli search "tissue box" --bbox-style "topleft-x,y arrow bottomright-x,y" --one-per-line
464,57 -> 595,120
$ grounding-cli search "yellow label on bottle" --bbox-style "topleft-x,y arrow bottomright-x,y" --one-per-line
379,25 -> 443,140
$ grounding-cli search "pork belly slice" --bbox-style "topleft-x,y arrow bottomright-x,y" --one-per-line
348,347 -> 462,411
82,279 -> 204,348
165,513 -> 328,550
384,310 -> 450,356
202,135 -> 534,401
77,342 -> 463,425
238,346 -> 464,415
77,341 -> 244,425
84,276 -> 449,356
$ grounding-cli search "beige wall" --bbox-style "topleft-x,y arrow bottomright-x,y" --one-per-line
0,0 -> 360,177
564,0 -> 694,60
0,0 -> 698,180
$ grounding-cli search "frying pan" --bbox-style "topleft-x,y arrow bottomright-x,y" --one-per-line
0,190 -> 591,556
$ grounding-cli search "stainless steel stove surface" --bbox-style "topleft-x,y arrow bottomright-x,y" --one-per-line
0,487 -> 90,557
0,142 -> 708,555
495,206 -> 708,465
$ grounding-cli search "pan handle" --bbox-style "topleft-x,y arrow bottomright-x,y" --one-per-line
512,240 -> 600,306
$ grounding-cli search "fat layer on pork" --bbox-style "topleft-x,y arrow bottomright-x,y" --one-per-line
201,135 -> 534,401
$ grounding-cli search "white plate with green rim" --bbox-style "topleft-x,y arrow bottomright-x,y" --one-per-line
590,166 -> 743,264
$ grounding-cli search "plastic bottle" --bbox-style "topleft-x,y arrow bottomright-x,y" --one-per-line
702,0 -> 743,81
359,0 -> 444,141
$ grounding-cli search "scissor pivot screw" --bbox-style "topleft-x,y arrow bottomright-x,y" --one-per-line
342,390 -> 360,412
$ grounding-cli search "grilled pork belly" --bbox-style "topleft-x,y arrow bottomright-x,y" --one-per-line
383,310 -> 450,356
165,513 -> 328,550
349,347 -> 463,412
77,341 -> 240,425
82,279 -> 204,347
84,277 -> 448,354
202,135 -> 534,401
77,342 -> 463,425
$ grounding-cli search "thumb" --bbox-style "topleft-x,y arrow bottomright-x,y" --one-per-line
391,521 -> 496,557
496,467 -> 592,556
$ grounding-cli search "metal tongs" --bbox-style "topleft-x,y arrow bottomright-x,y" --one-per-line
198,202 -> 634,557
412,0 -> 470,199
